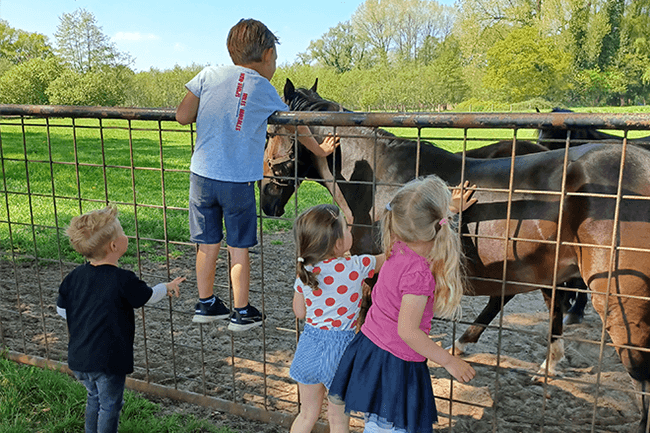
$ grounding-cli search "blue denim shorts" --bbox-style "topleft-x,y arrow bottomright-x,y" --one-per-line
290,325 -> 355,390
188,172 -> 257,248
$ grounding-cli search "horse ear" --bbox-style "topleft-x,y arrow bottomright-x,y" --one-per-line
311,78 -> 318,92
284,79 -> 295,100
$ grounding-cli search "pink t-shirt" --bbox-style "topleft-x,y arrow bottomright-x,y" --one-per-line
361,241 -> 436,362
294,255 -> 376,331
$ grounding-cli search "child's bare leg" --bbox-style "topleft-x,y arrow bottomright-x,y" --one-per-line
328,399 -> 350,433
196,243 -> 221,298
228,246 -> 250,309
290,383 -> 326,433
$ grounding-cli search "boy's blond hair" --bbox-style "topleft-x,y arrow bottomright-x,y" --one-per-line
381,176 -> 466,319
66,206 -> 121,260
227,19 -> 279,65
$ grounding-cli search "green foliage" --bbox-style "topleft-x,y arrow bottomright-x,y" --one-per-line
0,20 -> 52,65
47,66 -> 134,106
483,27 -> 572,103
274,56 -> 469,111
573,67 -> 627,106
454,98 -> 511,112
301,21 -> 371,73
125,64 -> 205,108
0,56 -> 63,104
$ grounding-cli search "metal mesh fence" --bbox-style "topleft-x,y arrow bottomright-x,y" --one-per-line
1,105 -> 649,432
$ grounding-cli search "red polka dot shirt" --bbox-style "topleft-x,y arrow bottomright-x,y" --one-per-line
295,255 -> 376,331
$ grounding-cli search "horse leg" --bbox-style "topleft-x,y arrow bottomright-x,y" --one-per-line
634,380 -> 650,433
539,288 -> 566,377
452,295 -> 515,354
562,277 -> 589,325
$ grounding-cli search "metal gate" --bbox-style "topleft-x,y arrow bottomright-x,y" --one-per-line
1,104 -> 649,432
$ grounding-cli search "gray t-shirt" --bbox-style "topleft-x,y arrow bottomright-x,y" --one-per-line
186,65 -> 288,182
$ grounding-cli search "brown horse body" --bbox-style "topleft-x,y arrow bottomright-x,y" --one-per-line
261,81 -> 650,432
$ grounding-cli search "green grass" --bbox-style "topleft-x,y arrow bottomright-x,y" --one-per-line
0,117 -> 328,264
0,356 -> 235,433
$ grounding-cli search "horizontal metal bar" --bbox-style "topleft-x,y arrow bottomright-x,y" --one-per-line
270,111 -> 650,130
3,104 -> 650,130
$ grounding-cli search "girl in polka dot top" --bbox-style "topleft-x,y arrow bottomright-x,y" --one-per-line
289,203 -> 385,433
328,176 -> 477,433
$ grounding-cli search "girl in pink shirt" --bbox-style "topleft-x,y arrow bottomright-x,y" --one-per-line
290,204 -> 385,433
329,176 -> 477,433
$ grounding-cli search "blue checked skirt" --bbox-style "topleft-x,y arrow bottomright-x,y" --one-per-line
328,332 -> 438,433
289,324 -> 356,390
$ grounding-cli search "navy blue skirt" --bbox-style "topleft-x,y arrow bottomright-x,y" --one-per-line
328,332 -> 438,433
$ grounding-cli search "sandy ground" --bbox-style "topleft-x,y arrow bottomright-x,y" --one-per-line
0,230 -> 643,432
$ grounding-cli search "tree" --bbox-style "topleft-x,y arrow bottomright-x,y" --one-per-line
425,37 -> 470,105
300,22 -> 370,72
351,0 -> 394,61
598,0 -> 625,69
0,57 -> 62,104
483,26 -> 571,102
46,66 -> 133,106
125,64 -> 205,108
0,20 -> 52,65
351,0 -> 456,63
54,8 -> 132,73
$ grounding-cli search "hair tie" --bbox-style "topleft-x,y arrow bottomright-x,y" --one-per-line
439,218 -> 448,226
386,202 -> 392,211
297,257 -> 305,263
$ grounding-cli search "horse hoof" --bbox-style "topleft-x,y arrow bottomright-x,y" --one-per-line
446,340 -> 468,355
532,363 -> 560,382
563,313 -> 584,325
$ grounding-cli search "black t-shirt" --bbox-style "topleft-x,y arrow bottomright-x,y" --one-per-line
57,263 -> 153,374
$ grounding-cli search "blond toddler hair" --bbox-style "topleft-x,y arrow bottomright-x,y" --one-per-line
66,206 -> 121,261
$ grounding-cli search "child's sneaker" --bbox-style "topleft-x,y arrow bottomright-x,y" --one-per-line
192,296 -> 230,323
227,304 -> 265,331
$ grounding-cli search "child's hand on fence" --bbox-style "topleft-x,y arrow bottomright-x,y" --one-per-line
319,133 -> 340,156
449,181 -> 477,214
442,355 -> 476,383
165,277 -> 186,298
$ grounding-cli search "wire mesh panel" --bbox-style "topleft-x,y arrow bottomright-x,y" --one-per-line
1,105 -> 649,433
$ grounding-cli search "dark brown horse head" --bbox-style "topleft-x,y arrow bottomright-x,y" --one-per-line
261,79 -> 347,217
261,124 -> 298,217
283,78 -> 346,112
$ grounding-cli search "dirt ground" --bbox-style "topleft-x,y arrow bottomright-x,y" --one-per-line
0,230 -> 643,433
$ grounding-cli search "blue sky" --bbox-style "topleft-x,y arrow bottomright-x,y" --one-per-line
3,0 -> 454,72
0,0 -> 371,71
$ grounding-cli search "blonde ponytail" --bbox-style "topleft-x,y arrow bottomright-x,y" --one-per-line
426,219 -> 465,320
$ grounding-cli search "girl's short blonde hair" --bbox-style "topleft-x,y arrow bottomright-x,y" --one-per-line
66,206 -> 121,260
293,204 -> 345,291
381,176 -> 466,319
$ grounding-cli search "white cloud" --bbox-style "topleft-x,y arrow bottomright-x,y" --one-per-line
173,43 -> 186,52
113,32 -> 160,42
